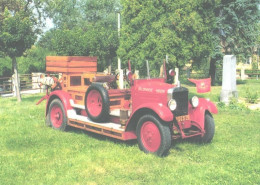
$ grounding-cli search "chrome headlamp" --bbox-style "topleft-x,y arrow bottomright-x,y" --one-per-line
168,99 -> 177,111
191,96 -> 199,108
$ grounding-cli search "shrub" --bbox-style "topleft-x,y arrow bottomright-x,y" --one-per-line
245,88 -> 259,104
227,97 -> 247,110
217,101 -> 225,108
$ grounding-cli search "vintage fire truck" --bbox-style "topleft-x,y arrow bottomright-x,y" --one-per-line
37,56 -> 217,156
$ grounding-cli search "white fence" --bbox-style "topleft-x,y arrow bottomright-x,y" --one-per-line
0,73 -> 45,97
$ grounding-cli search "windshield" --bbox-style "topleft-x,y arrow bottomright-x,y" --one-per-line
136,60 -> 166,79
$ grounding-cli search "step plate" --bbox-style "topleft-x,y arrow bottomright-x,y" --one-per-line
67,110 -> 124,131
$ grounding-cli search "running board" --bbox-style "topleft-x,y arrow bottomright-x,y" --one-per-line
67,110 -> 136,140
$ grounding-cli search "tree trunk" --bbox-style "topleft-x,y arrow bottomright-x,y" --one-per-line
12,57 -> 22,102
209,58 -> 217,86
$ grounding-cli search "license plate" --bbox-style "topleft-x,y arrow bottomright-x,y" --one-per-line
176,115 -> 190,122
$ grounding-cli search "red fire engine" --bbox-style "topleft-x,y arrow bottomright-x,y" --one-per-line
37,56 -> 217,156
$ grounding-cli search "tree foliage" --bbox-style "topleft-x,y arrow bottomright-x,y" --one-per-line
44,0 -> 119,29
118,0 -> 259,81
216,0 -> 259,57
18,46 -> 53,74
0,9 -> 36,58
39,0 -> 120,71
209,0 -> 260,84
118,0 -> 216,74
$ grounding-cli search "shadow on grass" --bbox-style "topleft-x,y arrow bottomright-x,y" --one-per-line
66,126 -> 138,147
237,80 -> 247,85
171,137 -> 211,150
46,122 -> 213,157
66,125 -> 211,157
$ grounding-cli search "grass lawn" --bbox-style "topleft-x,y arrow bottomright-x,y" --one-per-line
0,80 -> 259,184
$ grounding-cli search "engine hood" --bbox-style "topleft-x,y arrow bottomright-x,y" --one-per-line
134,79 -> 174,94
131,78 -> 176,113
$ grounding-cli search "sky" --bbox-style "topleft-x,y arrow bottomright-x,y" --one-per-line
43,18 -> 54,32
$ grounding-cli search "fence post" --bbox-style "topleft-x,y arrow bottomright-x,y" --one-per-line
12,74 -> 16,97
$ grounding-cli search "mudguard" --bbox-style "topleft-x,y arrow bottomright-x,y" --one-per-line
46,90 -> 73,116
189,98 -> 218,130
132,102 -> 173,122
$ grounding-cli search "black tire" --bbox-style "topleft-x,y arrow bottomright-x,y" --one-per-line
47,99 -> 68,131
85,83 -> 110,122
136,114 -> 171,157
45,114 -> 51,127
196,113 -> 215,143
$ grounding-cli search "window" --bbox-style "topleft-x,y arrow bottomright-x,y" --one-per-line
70,76 -> 81,86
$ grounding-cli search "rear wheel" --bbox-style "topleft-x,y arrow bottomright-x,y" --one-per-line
137,114 -> 171,156
47,99 -> 68,131
85,84 -> 109,122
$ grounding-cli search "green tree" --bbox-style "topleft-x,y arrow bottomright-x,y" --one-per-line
209,0 -> 260,85
18,46 -> 54,74
43,0 -> 80,29
0,57 -> 12,77
39,0 -> 119,71
0,1 -> 39,101
118,0 -> 215,76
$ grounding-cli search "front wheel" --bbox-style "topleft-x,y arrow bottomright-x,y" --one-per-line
137,114 -> 171,156
47,99 -> 68,131
196,113 -> 215,143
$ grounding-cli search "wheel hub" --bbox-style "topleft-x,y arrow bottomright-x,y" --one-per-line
141,121 -> 161,152
50,105 -> 63,128
55,112 -> 60,120
87,90 -> 103,117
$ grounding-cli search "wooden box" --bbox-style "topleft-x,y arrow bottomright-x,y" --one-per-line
46,56 -> 97,74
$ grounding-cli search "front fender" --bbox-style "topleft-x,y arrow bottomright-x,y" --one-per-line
46,90 -> 73,116
200,98 -> 218,114
133,103 -> 173,122
189,98 -> 218,130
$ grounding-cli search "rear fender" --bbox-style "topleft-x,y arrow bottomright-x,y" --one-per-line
46,90 -> 73,116
189,98 -> 217,130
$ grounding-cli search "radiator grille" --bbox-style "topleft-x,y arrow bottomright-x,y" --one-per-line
172,87 -> 188,116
